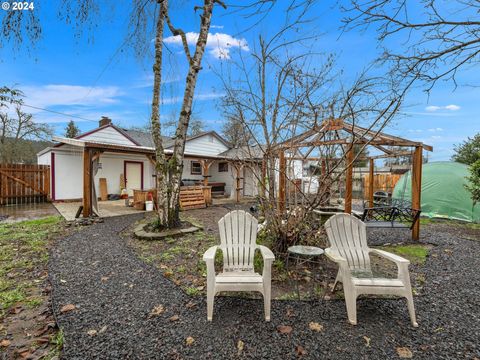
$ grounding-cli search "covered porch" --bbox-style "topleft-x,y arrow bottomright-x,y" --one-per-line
51,136 -> 255,219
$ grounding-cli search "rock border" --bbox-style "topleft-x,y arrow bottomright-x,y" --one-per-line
134,222 -> 201,240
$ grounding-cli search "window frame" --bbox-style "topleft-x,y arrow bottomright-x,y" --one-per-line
218,162 -> 229,173
190,160 -> 202,175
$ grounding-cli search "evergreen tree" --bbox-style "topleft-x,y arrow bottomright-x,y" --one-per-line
65,120 -> 80,138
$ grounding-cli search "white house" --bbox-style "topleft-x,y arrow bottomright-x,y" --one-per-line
37,117 -> 264,202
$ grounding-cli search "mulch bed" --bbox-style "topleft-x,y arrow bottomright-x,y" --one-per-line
49,213 -> 480,359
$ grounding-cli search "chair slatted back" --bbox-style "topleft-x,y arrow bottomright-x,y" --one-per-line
324,214 -> 371,271
218,210 -> 258,272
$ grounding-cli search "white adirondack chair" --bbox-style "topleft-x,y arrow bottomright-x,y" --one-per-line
324,213 -> 418,327
203,210 -> 275,321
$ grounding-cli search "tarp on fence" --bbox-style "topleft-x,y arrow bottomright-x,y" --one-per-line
392,161 -> 480,223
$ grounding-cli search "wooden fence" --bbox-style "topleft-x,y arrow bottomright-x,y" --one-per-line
363,173 -> 402,199
0,164 -> 50,205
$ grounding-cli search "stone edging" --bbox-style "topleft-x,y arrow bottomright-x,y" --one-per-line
134,223 -> 201,240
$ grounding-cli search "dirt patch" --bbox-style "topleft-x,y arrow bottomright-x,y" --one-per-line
0,216 -> 69,359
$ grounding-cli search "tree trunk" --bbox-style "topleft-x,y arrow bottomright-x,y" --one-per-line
151,0 -> 218,229
167,0 -> 216,225
150,0 -> 169,226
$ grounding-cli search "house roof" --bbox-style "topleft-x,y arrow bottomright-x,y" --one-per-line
48,136 -> 238,160
219,145 -> 265,160
40,122 -> 264,161
123,129 -> 173,148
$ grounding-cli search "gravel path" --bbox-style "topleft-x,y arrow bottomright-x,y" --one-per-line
49,215 -> 480,359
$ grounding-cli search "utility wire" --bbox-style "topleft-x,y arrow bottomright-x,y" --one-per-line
22,104 -> 98,123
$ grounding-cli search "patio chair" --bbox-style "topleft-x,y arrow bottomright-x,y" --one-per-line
203,210 -> 275,321
324,213 -> 418,327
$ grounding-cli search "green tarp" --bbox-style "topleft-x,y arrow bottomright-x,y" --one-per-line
392,161 -> 480,223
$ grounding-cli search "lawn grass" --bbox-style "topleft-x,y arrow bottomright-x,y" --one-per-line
0,216 -> 64,357
377,244 -> 430,265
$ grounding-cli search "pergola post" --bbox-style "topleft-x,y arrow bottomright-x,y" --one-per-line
412,146 -> 423,240
234,163 -> 244,203
344,145 -> 354,214
82,148 -> 92,217
369,158 -> 374,207
278,150 -> 287,214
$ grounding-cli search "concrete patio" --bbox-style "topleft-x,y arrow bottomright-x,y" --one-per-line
53,200 -> 147,221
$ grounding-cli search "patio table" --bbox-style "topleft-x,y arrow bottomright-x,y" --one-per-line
286,245 -> 324,300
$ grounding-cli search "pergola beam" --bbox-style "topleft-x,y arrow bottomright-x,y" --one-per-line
281,138 -> 428,149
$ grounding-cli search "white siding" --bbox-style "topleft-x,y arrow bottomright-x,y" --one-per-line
50,147 -> 153,200
37,152 -> 51,166
94,153 -> 154,196
53,149 -> 83,200
183,134 -> 229,156
80,126 -> 136,146
243,165 -> 261,197
209,161 -> 236,195
181,158 -> 205,182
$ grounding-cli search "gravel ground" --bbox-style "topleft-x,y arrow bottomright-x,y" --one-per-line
49,214 -> 480,359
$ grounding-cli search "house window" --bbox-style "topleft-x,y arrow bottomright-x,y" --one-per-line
218,162 -> 228,172
191,161 -> 202,175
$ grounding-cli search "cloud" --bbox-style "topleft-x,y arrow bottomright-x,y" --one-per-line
163,32 -> 249,60
425,104 -> 461,112
445,104 -> 460,111
428,127 -> 443,132
408,129 -> 423,133
133,74 -> 180,89
161,92 -> 224,105
23,84 -> 122,110
210,25 -> 224,29
11,84 -> 124,124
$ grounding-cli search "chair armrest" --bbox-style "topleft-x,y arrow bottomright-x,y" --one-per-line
370,249 -> 410,266
324,248 -> 348,266
257,245 -> 275,261
203,245 -> 218,262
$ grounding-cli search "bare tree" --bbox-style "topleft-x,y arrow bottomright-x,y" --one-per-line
343,0 -> 480,90
0,105 -> 53,163
218,10 -> 408,251
221,114 -> 253,147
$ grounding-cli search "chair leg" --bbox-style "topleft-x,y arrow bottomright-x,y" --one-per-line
207,287 -> 215,321
344,286 -> 357,325
264,283 -> 271,322
332,270 -> 341,293
405,292 -> 418,327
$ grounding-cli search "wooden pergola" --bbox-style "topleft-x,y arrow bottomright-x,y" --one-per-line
275,119 -> 433,240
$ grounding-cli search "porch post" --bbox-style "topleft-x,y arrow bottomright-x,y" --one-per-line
82,148 -> 92,217
278,150 -> 287,214
201,160 -> 212,186
234,163 -> 244,203
344,144 -> 354,214
369,158 -> 374,207
412,146 -> 423,240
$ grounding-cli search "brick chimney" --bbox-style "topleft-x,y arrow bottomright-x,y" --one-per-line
99,116 -> 112,127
